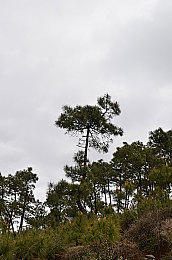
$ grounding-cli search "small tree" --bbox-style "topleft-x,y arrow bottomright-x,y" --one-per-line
46,180 -> 79,224
26,200 -> 47,229
148,127 -> 172,165
0,174 -> 17,232
16,167 -> 38,230
0,168 -> 38,232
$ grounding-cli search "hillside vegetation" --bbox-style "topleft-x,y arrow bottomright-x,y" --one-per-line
1,95 -> 172,259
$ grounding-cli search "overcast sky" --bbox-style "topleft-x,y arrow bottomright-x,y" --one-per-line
0,0 -> 172,201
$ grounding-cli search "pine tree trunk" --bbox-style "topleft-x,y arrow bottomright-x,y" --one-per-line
77,199 -> 87,215
90,196 -> 93,213
83,127 -> 90,173
19,197 -> 27,231
139,172 -> 142,190
94,184 -> 97,214
104,186 -> 107,205
125,189 -> 128,209
108,179 -> 111,205
170,150 -> 172,166
119,174 -> 122,192
4,206 -> 15,233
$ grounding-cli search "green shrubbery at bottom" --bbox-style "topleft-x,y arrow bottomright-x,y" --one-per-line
0,213 -> 120,259
1,201 -> 172,259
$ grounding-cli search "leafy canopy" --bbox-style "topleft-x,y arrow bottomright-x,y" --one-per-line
55,93 -> 123,153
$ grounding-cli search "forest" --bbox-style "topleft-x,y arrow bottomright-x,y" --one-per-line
0,94 -> 172,260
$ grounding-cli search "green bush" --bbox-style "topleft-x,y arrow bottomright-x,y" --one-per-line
120,209 -> 138,231
0,227 -> 67,259
65,213 -> 120,246
0,232 -> 15,259
0,213 -> 120,259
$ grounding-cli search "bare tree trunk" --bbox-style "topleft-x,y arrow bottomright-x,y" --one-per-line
94,184 -> 97,214
108,179 -> 112,205
4,205 -> 15,233
138,172 -> 142,190
77,199 -> 87,215
19,196 -> 27,231
83,127 -> 90,172
125,189 -> 128,209
77,126 -> 90,213
104,186 -> 107,205
119,174 -> 122,192
170,150 -> 172,166
90,196 -> 93,213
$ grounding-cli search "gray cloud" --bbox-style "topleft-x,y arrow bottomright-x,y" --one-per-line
0,0 -> 171,201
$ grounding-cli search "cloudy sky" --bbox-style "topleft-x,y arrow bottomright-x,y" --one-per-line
0,0 -> 172,201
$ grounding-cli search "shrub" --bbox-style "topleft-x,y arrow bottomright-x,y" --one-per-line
124,209 -> 172,257
120,209 -> 138,231
62,213 -> 120,246
0,227 -> 67,259
60,239 -> 143,260
0,213 -> 121,259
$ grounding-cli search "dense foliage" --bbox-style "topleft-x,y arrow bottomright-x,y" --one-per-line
1,94 -> 172,259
